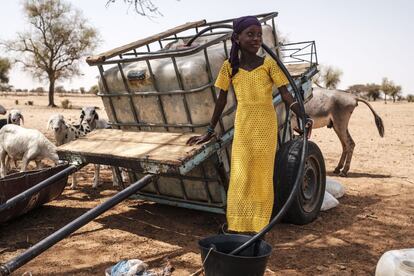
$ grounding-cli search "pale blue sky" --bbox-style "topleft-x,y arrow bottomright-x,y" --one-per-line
1,0 -> 413,95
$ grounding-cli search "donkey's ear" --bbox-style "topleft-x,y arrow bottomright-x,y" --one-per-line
94,112 -> 99,120
7,114 -> 11,124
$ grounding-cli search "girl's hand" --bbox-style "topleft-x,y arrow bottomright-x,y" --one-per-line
186,132 -> 215,146
293,116 -> 313,139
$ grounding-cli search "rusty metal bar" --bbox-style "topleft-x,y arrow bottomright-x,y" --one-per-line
145,59 -> 169,131
86,20 -> 206,65
98,65 -> 120,129
200,164 -> 213,203
203,48 -> 225,133
171,56 -> 194,132
178,178 -> 188,200
117,63 -> 141,130
96,82 -> 213,97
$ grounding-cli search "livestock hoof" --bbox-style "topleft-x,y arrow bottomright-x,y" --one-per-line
92,182 -> 100,189
333,168 -> 341,174
339,171 -> 348,177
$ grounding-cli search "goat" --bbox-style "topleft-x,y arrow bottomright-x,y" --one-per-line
79,106 -> 109,129
0,124 -> 59,177
7,109 -> 24,125
47,113 -> 121,189
47,114 -> 92,188
2,110 -> 25,170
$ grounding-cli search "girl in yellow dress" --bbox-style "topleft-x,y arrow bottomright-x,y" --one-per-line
187,16 -> 312,233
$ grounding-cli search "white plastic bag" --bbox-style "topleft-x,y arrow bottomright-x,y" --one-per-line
321,191 -> 339,211
326,178 -> 345,199
106,259 -> 156,276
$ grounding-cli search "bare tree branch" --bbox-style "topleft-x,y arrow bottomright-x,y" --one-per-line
106,0 -> 164,17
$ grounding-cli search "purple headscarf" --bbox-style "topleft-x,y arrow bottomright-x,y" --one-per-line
229,16 -> 261,77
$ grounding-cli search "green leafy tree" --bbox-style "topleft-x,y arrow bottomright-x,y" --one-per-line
365,83 -> 381,101
389,84 -> 402,103
3,0 -> 99,106
381,78 -> 402,103
348,84 -> 366,95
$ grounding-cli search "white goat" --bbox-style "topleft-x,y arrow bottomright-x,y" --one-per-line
7,109 -> 24,125
3,109 -> 25,170
0,124 -> 59,178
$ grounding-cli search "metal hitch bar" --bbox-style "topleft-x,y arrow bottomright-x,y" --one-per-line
0,174 -> 155,276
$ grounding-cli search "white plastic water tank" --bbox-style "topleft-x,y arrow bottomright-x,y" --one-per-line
375,249 -> 414,276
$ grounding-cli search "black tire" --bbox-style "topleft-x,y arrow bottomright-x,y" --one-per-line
272,138 -> 326,225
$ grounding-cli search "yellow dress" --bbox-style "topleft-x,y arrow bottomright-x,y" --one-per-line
215,56 -> 289,233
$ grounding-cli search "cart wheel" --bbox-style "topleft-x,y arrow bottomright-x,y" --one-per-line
272,138 -> 326,225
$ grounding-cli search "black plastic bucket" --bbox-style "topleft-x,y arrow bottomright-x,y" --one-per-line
198,234 -> 272,276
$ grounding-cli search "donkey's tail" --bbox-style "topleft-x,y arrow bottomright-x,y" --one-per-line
356,98 -> 385,137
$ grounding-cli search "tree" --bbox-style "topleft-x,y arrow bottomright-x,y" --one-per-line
314,65 -> 342,89
348,84 -> 366,95
3,0 -> 99,106
0,57 -> 11,84
389,84 -> 402,103
89,84 -> 99,95
106,0 -> 163,17
365,83 -> 381,101
381,77 -> 392,104
55,85 -> 66,93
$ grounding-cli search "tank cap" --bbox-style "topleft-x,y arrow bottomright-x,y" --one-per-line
127,70 -> 146,81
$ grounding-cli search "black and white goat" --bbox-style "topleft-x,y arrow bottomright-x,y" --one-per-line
79,107 -> 127,187
47,114 -> 93,188
47,113 -> 120,188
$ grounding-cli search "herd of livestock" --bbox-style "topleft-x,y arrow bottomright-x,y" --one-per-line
0,105 -> 117,187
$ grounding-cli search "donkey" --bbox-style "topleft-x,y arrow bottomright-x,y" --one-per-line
292,88 -> 384,176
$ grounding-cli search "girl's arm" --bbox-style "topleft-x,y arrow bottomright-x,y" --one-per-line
279,85 -> 313,138
186,90 -> 228,145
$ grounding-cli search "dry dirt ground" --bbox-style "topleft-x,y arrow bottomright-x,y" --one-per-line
0,93 -> 413,275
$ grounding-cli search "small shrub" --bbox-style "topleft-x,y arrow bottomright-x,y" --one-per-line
89,85 -> 99,95
15,99 -> 19,105
61,99 -> 72,109
407,94 -> 414,103
27,101 -> 33,106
